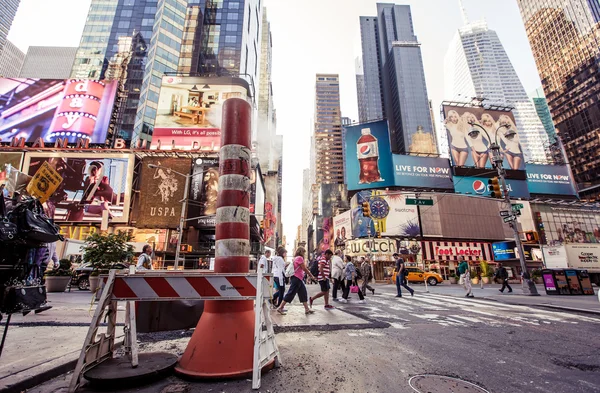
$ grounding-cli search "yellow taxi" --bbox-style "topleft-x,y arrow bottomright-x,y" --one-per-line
405,268 -> 444,286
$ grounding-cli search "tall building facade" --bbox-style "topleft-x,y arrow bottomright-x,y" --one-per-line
518,0 -> 600,194
530,87 -> 557,144
19,46 -> 77,79
355,57 -> 368,123
0,40 -> 24,77
444,19 -> 550,163
359,4 -> 437,155
0,0 -> 20,59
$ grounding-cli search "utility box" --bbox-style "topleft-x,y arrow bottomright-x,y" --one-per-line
542,269 -> 595,296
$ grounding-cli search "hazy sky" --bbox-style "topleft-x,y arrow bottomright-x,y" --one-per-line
8,0 -> 542,248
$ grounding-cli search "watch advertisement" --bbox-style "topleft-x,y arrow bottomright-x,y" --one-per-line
351,191 -> 420,238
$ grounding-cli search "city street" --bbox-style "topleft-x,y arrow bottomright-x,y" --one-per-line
12,283 -> 600,393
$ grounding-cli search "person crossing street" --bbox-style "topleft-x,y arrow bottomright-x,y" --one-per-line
495,263 -> 513,293
458,256 -> 474,298
393,253 -> 414,298
309,249 -> 334,309
360,257 -> 375,296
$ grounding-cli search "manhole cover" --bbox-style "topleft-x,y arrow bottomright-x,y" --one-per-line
409,375 -> 490,393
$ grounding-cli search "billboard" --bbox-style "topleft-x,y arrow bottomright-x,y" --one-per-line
492,242 -> 517,261
392,155 -> 453,189
136,157 -> 192,229
453,176 -> 530,199
188,157 -> 219,228
526,164 -> 577,196
344,120 -> 394,191
333,210 -> 352,249
23,153 -> 134,223
442,104 -> 525,170
533,204 -> 600,245
0,79 -> 118,145
0,152 -> 22,189
351,191 -> 420,238
152,76 -> 251,151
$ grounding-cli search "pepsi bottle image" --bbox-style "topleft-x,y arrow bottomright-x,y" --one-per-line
357,128 -> 383,184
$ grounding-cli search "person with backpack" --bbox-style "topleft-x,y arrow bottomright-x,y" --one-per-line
457,256 -> 474,298
309,249 -> 334,309
340,255 -> 365,303
331,250 -> 346,301
495,263 -> 512,293
277,247 -> 316,315
360,257 -> 375,296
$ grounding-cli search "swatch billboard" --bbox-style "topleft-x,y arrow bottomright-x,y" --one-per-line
351,191 -> 420,238
453,176 -> 530,199
152,76 -> 252,151
0,79 -> 118,145
442,104 -> 525,170
526,164 -> 577,196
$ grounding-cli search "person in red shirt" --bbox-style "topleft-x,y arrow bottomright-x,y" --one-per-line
310,249 -> 334,310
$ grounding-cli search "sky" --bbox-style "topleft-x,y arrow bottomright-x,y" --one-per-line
8,0 -> 543,249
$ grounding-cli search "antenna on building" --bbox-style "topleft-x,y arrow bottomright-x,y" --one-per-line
458,0 -> 470,25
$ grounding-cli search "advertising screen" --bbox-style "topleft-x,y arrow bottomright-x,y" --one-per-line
333,210 -> 352,249
453,176 -> 530,199
136,157 -> 192,229
23,153 -> 134,223
442,104 -> 525,170
392,155 -> 453,189
351,191 -> 420,238
152,76 -> 251,151
492,242 -> 516,260
526,164 -> 577,196
0,152 -> 22,189
344,120 -> 394,191
188,157 -> 219,228
0,79 -> 118,145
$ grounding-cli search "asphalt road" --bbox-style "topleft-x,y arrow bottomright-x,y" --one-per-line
26,285 -> 600,393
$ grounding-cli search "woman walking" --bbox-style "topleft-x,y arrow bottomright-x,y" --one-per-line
276,247 -> 317,315
271,247 -> 287,308
331,250 -> 346,301
340,256 -> 365,304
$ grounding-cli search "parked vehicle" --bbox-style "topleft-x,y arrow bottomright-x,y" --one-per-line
405,268 -> 444,286
71,262 -> 128,290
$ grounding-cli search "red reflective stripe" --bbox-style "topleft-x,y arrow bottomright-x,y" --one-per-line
214,256 -> 250,273
226,276 -> 256,297
221,99 -> 252,147
186,277 -> 221,297
144,277 -> 179,298
217,190 -> 249,209
112,278 -> 137,299
216,222 -> 249,240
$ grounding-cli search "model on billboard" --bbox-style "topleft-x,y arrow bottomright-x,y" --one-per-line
463,112 -> 489,168
497,114 -> 523,170
445,110 -> 469,166
201,168 -> 219,215
357,128 -> 384,184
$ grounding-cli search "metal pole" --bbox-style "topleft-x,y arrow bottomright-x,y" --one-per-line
174,174 -> 191,270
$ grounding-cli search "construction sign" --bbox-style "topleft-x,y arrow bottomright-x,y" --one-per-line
26,161 -> 63,203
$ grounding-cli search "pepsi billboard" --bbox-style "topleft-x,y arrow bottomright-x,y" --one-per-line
392,155 -> 453,189
526,164 -> 577,196
344,120 -> 394,191
453,176 -> 530,199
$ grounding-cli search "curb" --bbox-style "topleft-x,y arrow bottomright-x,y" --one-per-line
1,356 -> 77,393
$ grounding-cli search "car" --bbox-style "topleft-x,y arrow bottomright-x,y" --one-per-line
405,268 -> 443,286
71,262 -> 129,290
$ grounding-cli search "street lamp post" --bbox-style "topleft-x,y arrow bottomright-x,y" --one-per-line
468,122 -> 539,296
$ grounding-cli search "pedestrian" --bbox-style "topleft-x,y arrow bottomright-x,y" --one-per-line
495,263 -> 512,293
340,256 -> 365,303
360,257 -> 375,296
271,247 -> 287,308
137,245 -> 153,271
331,250 -> 346,301
258,249 -> 271,273
276,247 -> 317,315
393,253 -> 414,298
310,249 -> 334,309
457,256 -> 474,298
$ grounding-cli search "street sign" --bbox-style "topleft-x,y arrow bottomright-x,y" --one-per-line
503,216 -> 516,223
406,198 -> 434,206
512,203 -> 524,211
499,211 -> 510,217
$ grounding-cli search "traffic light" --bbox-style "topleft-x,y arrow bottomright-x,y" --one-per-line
362,201 -> 371,218
524,231 -> 539,243
488,177 -> 502,199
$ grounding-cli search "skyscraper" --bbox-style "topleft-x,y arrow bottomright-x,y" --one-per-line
0,40 -> 24,77
518,0 -> 600,195
444,19 -> 550,163
0,0 -> 20,59
530,88 -> 557,145
359,4 -> 437,155
355,57 -> 368,124
19,46 -> 78,79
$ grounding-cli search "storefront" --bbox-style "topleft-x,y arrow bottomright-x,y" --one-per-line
421,241 -> 494,280
492,241 -> 545,278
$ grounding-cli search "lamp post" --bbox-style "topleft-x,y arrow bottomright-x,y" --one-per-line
147,163 -> 199,270
468,122 -> 539,296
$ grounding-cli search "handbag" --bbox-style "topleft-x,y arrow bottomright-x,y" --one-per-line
350,285 -> 359,294
11,199 -> 63,246
0,196 -> 18,243
1,285 -> 47,314
285,262 -> 295,278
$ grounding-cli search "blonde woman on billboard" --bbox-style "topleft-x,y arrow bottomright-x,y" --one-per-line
481,113 -> 503,167
462,112 -> 489,168
444,110 -> 468,166
497,114 -> 523,170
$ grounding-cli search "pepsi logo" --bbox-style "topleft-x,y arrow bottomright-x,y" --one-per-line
473,180 -> 486,194
360,145 -> 371,155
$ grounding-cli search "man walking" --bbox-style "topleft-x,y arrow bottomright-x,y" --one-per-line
310,249 -> 334,309
258,249 -> 271,273
393,253 -> 414,297
360,257 -> 375,296
495,263 -> 512,293
331,250 -> 346,301
458,256 -> 474,298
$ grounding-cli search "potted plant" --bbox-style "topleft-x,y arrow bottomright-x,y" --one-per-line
480,261 -> 493,284
470,269 -> 480,285
82,231 -> 134,293
531,269 -> 543,284
44,259 -> 73,292
449,273 -> 459,284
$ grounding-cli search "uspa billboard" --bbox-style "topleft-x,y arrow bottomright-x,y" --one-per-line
152,76 -> 252,151
23,153 -> 134,223
351,191 -> 420,238
136,157 -> 192,229
0,79 -> 118,145
526,164 -> 577,196
344,120 -> 394,191
442,104 -> 525,170
187,157 -> 219,228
